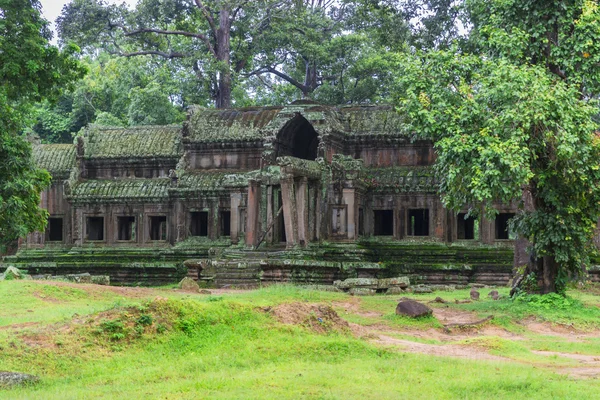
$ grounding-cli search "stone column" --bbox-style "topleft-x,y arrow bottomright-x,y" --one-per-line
209,197 -> 219,240
266,185 -> 274,244
230,192 -> 242,244
296,177 -> 309,246
245,179 -> 261,247
280,176 -> 298,248
343,188 -> 356,240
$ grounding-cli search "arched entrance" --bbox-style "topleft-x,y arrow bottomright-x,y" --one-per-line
274,114 -> 319,161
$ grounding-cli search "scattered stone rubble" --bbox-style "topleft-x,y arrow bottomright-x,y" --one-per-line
0,266 -> 109,285
333,277 -> 410,295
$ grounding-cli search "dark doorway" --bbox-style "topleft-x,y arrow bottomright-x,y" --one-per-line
495,213 -> 515,240
190,211 -> 208,236
277,191 -> 286,243
149,216 -> 167,241
86,217 -> 104,241
117,216 -> 136,241
220,210 -> 231,236
374,210 -> 394,236
358,208 -> 364,236
457,213 -> 478,240
275,115 -> 319,161
47,217 -> 63,242
408,209 -> 429,236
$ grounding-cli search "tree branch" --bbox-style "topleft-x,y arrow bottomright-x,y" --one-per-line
124,27 -> 217,58
195,0 -> 217,36
116,50 -> 188,59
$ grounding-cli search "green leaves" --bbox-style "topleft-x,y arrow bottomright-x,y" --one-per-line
0,0 -> 84,247
393,47 -> 600,281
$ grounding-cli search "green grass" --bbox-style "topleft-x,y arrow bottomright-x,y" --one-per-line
3,281 -> 600,399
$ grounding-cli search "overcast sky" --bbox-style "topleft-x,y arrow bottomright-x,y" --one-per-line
39,0 -> 137,42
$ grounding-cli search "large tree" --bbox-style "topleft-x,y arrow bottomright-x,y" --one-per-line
0,0 -> 85,248
57,0 -> 287,108
393,0 -> 600,294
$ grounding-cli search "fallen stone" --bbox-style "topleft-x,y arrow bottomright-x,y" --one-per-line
455,284 -> 469,290
349,288 -> 376,296
0,371 -> 39,388
395,300 -> 433,318
334,278 -> 379,290
488,290 -> 500,300
377,277 -> 410,289
3,266 -> 23,280
431,284 -> 456,292
90,275 -> 110,286
386,287 -> 405,295
179,277 -> 200,292
471,283 -> 486,289
199,289 -> 212,295
470,289 -> 480,300
412,285 -> 433,294
66,273 -> 92,284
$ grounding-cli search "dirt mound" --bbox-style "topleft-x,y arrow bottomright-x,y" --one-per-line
268,303 -> 350,334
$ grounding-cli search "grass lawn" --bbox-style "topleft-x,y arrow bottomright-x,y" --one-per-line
2,280 -> 600,399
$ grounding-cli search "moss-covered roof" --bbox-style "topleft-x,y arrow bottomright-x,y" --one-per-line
69,179 -> 170,202
84,125 -> 182,159
186,106 -> 282,142
32,144 -> 76,178
341,105 -> 410,136
363,166 -> 438,192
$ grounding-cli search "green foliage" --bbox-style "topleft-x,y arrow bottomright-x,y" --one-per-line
0,0 -> 85,247
513,293 -> 576,310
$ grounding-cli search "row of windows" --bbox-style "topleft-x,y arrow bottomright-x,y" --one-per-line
370,209 -> 515,240
45,211 -> 232,242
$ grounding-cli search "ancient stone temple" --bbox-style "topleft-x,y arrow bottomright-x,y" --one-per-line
8,100 -> 520,286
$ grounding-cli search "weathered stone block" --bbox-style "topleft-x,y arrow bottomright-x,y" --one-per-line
179,277 -> 200,292
412,285 -> 433,294
334,278 -> 379,289
3,266 -> 23,280
0,371 -> 39,388
378,277 -> 410,289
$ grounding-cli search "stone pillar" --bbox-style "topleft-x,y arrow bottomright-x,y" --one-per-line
343,188 -> 356,240
209,197 -> 219,240
296,177 -> 309,246
245,179 -> 261,247
230,192 -> 242,244
280,176 -> 298,248
172,200 -> 185,244
266,185 -> 274,244
73,208 -> 83,246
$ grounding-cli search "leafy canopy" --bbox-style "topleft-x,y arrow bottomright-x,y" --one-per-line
0,0 -> 85,246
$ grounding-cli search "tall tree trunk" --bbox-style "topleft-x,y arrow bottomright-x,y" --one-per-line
215,9 -> 232,108
511,184 -> 559,295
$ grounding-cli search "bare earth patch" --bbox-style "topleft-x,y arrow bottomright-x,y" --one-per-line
268,302 -> 350,334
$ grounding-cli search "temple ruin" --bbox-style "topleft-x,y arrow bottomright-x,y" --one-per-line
7,100 -> 523,286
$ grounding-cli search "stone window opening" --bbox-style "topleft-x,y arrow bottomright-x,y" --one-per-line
220,210 -> 231,237
47,217 -> 64,242
373,210 -> 393,236
457,213 -> 478,240
408,209 -> 429,236
190,211 -> 208,237
117,216 -> 136,241
149,216 -> 167,241
86,217 -> 104,241
495,213 -> 515,240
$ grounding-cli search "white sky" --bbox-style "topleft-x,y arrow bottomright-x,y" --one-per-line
39,0 -> 137,42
